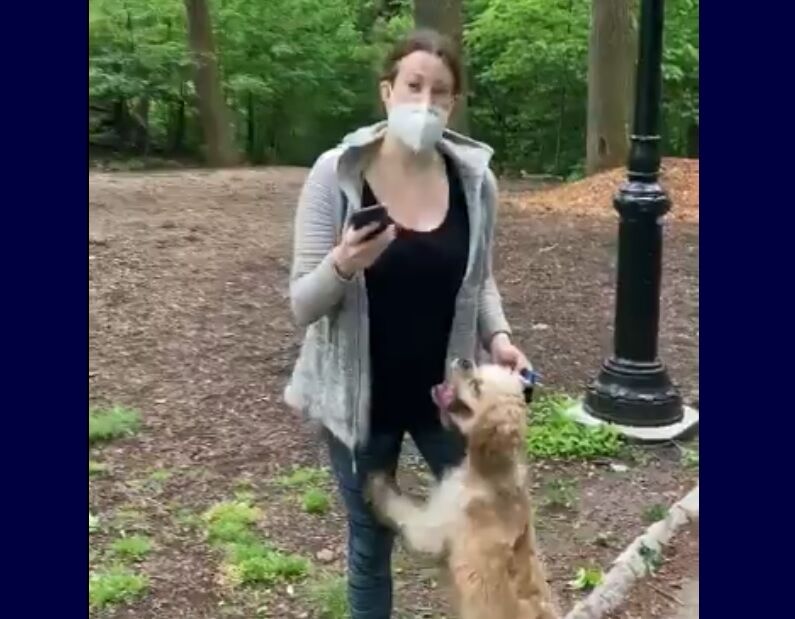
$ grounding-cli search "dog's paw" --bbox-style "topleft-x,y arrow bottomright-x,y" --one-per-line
365,472 -> 395,506
364,472 -> 400,526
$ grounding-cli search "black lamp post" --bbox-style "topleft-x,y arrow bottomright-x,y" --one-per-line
583,0 -> 684,427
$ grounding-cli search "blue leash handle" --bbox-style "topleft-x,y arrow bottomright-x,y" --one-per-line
520,368 -> 541,403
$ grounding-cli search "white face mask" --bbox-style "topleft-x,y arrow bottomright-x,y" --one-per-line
386,102 -> 446,153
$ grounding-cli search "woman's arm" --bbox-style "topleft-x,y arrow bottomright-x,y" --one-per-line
478,169 -> 512,349
289,152 -> 355,327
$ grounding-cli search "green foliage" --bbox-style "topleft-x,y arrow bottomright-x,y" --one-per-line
642,503 -> 668,524
89,0 -> 397,163
662,0 -> 700,153
277,466 -> 331,489
680,444 -> 699,470
467,0 -> 590,175
110,534 -> 154,562
224,542 -> 310,586
527,393 -> 622,459
148,468 -> 172,483
89,406 -> 141,444
202,497 -> 310,588
89,566 -> 149,609
467,0 -> 699,173
89,0 -> 698,171
302,488 -> 332,515
307,574 -> 349,619
639,542 -> 664,574
89,460 -> 109,476
568,566 -> 603,591
203,500 -> 263,544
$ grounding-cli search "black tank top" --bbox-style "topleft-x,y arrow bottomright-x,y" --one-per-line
364,154 -> 470,431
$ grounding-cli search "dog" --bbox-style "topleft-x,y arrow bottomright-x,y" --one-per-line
366,359 -> 559,619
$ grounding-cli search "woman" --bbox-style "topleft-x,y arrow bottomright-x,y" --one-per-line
285,29 -> 530,619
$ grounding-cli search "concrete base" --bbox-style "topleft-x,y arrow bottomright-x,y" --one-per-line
566,401 -> 699,443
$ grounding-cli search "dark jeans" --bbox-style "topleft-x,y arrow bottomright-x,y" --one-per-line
326,420 -> 465,619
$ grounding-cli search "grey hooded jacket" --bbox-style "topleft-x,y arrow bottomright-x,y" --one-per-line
284,122 -> 512,452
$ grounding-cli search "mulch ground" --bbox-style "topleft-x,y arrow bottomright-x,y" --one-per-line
89,161 -> 699,618
503,158 -> 698,224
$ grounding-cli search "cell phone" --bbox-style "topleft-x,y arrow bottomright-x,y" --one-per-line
349,205 -> 393,241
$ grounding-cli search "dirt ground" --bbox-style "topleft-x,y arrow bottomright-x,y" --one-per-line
605,522 -> 699,619
89,166 -> 699,618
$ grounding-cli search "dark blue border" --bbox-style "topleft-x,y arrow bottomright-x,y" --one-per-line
702,2 -> 794,615
3,2 -> 85,613
5,1 -> 790,615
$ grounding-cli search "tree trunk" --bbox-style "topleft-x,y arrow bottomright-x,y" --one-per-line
413,0 -> 469,134
686,121 -> 699,158
112,99 -> 130,145
586,0 -> 636,175
183,0 -> 238,167
132,97 -> 150,154
172,95 -> 186,153
247,92 -> 255,161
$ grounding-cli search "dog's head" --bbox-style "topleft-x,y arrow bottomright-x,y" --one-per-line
432,359 -> 527,469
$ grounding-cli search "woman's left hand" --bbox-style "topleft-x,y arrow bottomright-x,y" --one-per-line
490,333 -> 531,372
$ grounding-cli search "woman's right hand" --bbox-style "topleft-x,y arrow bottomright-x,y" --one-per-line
332,222 -> 396,279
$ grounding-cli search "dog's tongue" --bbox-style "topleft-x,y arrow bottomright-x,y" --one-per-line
431,383 -> 455,410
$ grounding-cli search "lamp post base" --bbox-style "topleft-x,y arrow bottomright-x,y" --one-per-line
584,356 -> 683,427
567,399 -> 699,443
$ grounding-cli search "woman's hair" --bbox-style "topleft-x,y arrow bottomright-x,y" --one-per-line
380,29 -> 463,95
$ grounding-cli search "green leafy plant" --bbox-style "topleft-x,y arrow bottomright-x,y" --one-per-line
639,542 -> 664,575
680,446 -> 699,470
148,468 -> 172,483
302,488 -> 331,515
307,573 -> 348,619
89,406 -> 140,444
568,566 -> 603,591
202,497 -> 310,589
223,542 -> 310,586
203,500 -> 263,545
110,534 -> 153,562
643,503 -> 668,524
276,466 -> 331,489
89,460 -> 109,476
527,393 -> 622,459
89,567 -> 148,609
